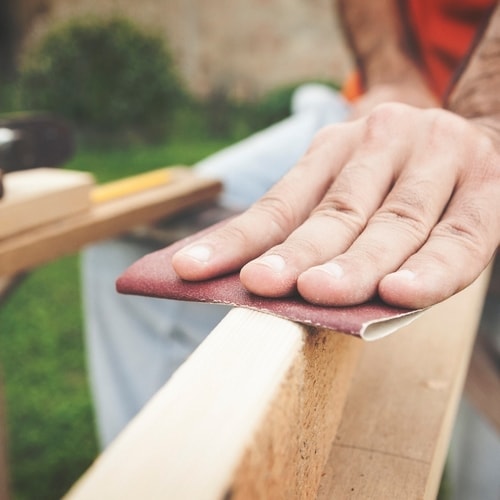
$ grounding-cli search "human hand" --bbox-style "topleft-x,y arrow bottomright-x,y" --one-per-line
172,103 -> 500,309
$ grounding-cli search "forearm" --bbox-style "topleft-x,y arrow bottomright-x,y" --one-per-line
446,4 -> 500,139
337,0 -> 421,89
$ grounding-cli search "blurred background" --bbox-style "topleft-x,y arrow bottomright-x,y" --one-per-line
0,1 -> 353,498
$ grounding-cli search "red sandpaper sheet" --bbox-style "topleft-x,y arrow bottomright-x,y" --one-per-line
116,222 -> 424,341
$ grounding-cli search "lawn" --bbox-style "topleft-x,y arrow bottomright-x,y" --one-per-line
0,138 -> 229,499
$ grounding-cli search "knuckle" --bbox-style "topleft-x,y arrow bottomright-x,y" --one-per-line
218,221 -> 255,248
252,192 -> 301,234
309,161 -> 386,238
363,102 -> 407,141
466,135 -> 500,181
373,185 -> 431,240
299,124 -> 343,163
314,193 -> 366,230
423,109 -> 468,148
433,210 -> 489,261
284,236 -> 325,261
311,123 -> 340,146
347,240 -> 389,268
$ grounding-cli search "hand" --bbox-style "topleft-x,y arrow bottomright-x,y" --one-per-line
172,103 -> 500,309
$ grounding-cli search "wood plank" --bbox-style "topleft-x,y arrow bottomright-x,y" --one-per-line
0,168 -> 222,276
65,308 -> 363,500
0,168 -> 94,240
317,268 -> 490,500
65,270 -> 489,499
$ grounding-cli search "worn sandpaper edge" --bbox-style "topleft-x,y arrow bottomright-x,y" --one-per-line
359,310 -> 425,341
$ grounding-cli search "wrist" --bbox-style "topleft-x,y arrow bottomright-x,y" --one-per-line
362,47 -> 423,89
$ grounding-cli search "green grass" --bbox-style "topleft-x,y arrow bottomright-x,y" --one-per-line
0,138 -> 229,499
66,139 -> 232,182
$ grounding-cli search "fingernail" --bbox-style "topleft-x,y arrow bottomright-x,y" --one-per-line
255,254 -> 286,272
179,244 -> 212,263
391,269 -> 416,281
316,262 -> 344,279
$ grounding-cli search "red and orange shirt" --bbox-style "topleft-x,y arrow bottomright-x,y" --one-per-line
343,0 -> 496,101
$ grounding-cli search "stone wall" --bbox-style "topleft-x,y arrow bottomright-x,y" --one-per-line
23,0 -> 353,99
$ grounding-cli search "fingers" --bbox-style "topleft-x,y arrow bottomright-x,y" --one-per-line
172,122 -> 358,280
302,117 -> 500,308
297,171 -> 457,306
295,111 -> 465,305
239,150 -> 402,296
380,148 -> 500,307
379,208 -> 497,308
174,105 -> 500,310
239,103 -> 421,298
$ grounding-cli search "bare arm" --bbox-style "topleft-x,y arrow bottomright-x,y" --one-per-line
336,0 -> 438,114
447,3 -> 500,140
337,0 -> 418,88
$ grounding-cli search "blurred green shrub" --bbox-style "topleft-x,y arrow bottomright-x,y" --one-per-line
19,16 -> 183,143
168,79 -> 341,143
183,83 -> 301,142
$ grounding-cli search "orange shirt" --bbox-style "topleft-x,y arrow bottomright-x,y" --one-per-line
406,0 -> 495,98
342,0 -> 496,101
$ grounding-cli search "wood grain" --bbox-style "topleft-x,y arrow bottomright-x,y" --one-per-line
317,268 -> 490,500
65,269 -> 489,499
66,308 -> 363,500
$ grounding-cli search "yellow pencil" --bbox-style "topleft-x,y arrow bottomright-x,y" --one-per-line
91,168 -> 172,204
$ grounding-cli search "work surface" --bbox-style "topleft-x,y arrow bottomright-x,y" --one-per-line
68,267 -> 490,499
0,167 -> 222,276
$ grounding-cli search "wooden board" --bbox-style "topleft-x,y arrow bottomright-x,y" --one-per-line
65,308 -> 363,500
0,168 -> 94,240
0,168 -> 222,276
65,270 -> 489,500
317,268 -> 490,499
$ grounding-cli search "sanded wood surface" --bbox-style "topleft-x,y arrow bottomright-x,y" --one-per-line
0,168 -> 222,276
317,269 -> 490,499
66,308 -> 363,500
66,271 -> 489,499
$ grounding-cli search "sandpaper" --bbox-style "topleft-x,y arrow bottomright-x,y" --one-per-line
116,221 -> 425,341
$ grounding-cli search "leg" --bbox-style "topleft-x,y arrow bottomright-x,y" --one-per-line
447,261 -> 500,500
447,398 -> 500,500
